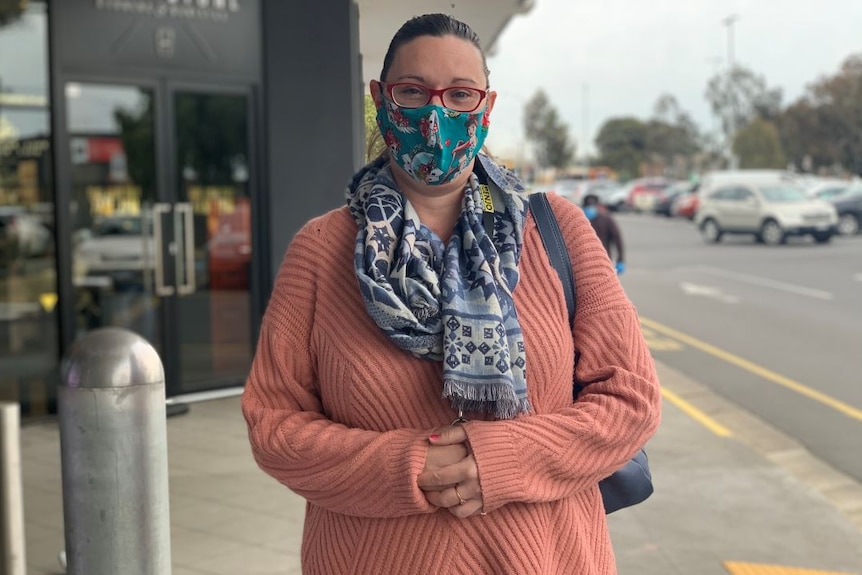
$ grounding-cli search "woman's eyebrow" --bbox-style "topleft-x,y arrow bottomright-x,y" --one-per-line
392,74 -> 479,85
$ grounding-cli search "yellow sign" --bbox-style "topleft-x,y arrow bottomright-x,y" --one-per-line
724,562 -> 857,575
39,293 -> 58,313
479,184 -> 494,213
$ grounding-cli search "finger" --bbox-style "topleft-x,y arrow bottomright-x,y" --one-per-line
424,484 -> 470,509
417,459 -> 473,490
426,443 -> 468,468
449,498 -> 483,519
428,425 -> 467,446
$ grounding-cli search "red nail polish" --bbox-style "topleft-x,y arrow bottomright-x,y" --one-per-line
429,434 -> 440,441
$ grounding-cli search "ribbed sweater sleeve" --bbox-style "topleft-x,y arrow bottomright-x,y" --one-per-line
241,217 -> 435,518
464,193 -> 661,512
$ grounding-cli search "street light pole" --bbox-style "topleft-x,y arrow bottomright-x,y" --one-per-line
581,83 -> 589,166
722,14 -> 738,70
722,15 -> 740,168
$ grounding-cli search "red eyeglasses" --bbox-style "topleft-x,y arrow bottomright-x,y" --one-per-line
381,82 -> 488,113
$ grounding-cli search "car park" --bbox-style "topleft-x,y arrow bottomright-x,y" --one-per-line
695,176 -> 838,245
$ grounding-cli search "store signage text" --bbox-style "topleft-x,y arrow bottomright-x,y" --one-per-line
93,0 -> 241,23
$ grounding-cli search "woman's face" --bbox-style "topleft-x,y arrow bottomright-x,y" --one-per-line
373,35 -> 496,114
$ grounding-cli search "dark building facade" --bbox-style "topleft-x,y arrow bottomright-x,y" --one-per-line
0,0 -> 363,417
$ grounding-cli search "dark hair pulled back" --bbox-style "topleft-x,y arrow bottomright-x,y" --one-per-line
380,13 -> 490,84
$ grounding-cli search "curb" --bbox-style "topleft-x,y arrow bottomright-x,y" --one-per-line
654,360 -> 862,533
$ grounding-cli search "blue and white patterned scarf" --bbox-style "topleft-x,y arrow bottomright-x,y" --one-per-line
346,155 -> 531,419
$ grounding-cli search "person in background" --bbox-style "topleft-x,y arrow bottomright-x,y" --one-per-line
242,13 -> 659,575
582,193 -> 626,274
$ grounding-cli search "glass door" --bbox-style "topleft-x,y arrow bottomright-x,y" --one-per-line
169,90 -> 253,393
63,82 -> 255,396
65,83 -> 163,352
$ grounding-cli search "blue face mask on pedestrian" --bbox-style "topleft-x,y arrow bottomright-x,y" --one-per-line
583,206 -> 599,221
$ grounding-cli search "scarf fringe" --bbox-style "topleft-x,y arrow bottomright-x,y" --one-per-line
443,378 -> 532,419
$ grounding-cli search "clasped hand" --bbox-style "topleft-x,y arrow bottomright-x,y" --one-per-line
417,425 -> 484,518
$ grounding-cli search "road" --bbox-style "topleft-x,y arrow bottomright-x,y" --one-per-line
616,213 -> 862,482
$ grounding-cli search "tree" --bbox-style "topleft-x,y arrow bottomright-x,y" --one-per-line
0,0 -> 25,27
732,118 -> 786,169
778,54 -> 862,175
364,95 -> 386,162
705,65 -> 783,149
594,117 -> 647,181
522,89 -> 575,170
643,95 -> 702,177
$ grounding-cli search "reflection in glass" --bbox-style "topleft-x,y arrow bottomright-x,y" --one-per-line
0,1 -> 57,416
175,92 -> 252,390
67,84 -> 161,352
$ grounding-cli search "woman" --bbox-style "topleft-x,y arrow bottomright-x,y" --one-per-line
242,13 -> 660,575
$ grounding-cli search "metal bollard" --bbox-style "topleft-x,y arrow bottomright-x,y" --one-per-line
59,328 -> 172,575
0,402 -> 26,575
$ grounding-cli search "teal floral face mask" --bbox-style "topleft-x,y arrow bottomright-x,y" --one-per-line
376,99 -> 490,185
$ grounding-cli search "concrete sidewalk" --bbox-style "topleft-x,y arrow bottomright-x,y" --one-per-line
18,361 -> 862,574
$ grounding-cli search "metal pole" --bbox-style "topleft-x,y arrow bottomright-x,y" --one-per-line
0,402 -> 26,575
58,328 -> 171,575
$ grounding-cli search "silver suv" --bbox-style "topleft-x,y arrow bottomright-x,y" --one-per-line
696,177 -> 838,245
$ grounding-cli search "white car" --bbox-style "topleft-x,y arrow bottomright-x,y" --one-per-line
73,216 -> 156,286
695,178 -> 838,245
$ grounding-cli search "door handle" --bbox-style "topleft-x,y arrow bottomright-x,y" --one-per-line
152,203 -> 175,296
175,202 -> 196,296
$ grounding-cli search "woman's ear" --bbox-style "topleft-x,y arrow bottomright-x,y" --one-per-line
485,90 -> 497,117
370,80 -> 383,107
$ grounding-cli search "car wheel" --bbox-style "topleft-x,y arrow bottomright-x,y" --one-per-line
813,232 -> 833,244
760,219 -> 785,245
837,213 -> 859,236
700,218 -> 723,243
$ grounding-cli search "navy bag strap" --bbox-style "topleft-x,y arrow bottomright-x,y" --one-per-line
529,193 -> 576,327
483,188 -> 653,514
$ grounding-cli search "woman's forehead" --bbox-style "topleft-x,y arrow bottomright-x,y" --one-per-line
387,35 -> 485,84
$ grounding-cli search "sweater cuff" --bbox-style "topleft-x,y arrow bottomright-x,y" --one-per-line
463,420 -> 524,512
388,430 -> 437,515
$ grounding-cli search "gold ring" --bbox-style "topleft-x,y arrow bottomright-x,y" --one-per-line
454,486 -> 466,506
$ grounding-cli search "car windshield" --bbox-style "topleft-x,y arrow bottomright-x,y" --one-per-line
92,217 -> 148,237
759,186 -> 809,202
839,185 -> 862,199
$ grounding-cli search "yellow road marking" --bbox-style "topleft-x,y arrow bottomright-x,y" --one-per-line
641,317 -> 862,424
661,387 -> 733,437
641,327 -> 684,351
724,562 -> 858,575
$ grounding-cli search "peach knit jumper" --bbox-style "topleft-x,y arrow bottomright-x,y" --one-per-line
242,193 -> 661,575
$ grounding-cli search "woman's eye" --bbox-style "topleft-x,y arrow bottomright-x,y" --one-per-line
396,86 -> 425,97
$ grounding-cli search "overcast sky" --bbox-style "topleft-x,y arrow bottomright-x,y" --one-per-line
483,0 -> 862,160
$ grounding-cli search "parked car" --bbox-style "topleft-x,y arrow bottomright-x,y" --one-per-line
695,177 -> 838,245
599,184 -> 630,212
547,178 -> 588,204
830,186 -> 862,236
73,215 -> 155,287
653,182 -> 695,217
626,178 -> 674,212
671,188 -> 700,220
208,199 -> 251,290
806,179 -> 851,201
